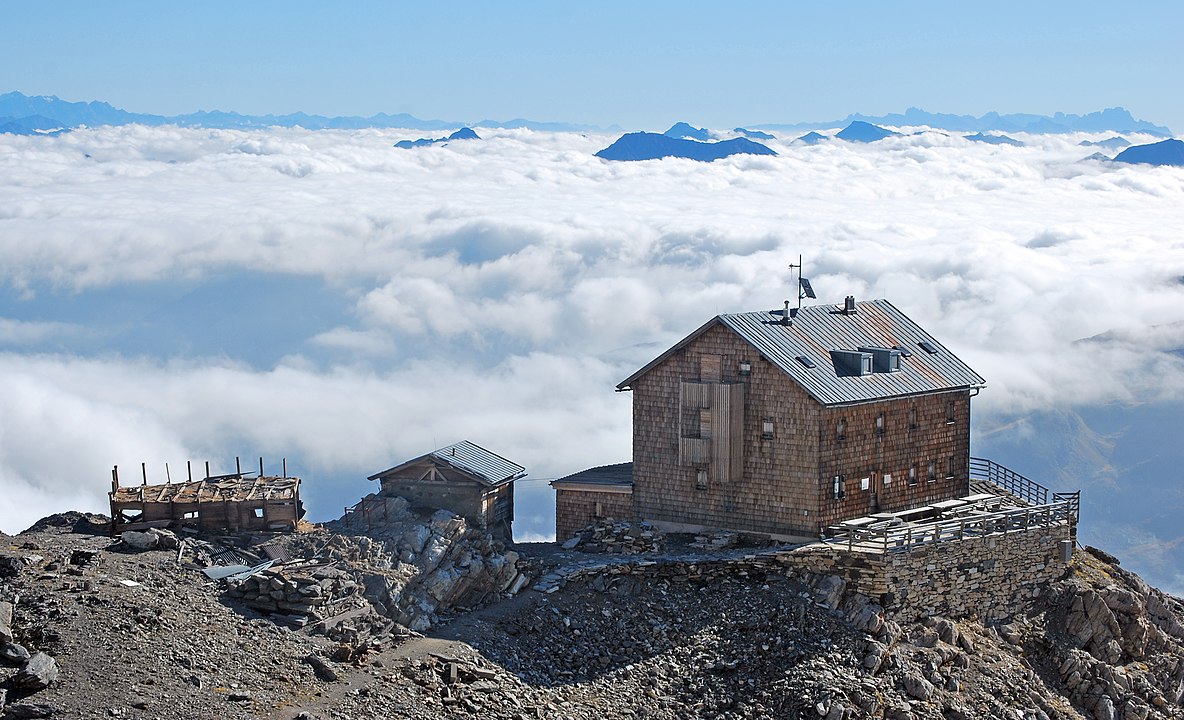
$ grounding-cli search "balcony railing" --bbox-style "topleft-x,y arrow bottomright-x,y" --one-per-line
969,456 -> 1048,505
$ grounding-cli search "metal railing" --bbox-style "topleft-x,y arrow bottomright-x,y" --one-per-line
969,457 -> 1048,506
824,499 -> 1077,554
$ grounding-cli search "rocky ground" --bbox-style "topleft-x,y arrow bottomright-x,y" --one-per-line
2,510 -> 1183,720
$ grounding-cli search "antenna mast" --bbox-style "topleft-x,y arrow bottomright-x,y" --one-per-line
788,254 -> 816,311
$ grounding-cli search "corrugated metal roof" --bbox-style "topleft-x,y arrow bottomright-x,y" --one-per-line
552,462 -> 633,488
618,299 -> 985,406
430,440 -> 526,486
369,440 -> 526,486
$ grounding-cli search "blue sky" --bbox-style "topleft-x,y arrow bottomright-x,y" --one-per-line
4,1 -> 1182,130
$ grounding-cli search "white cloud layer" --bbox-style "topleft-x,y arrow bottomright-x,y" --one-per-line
1,125 -> 1183,537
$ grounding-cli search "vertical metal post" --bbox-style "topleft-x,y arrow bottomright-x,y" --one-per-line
259,457 -> 264,478
235,456 -> 241,477
205,461 -> 210,479
141,462 -> 147,485
187,461 -> 192,482
282,458 -> 287,479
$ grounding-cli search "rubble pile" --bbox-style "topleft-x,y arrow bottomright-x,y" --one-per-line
311,496 -> 530,631
560,519 -> 665,554
1,548 -> 62,718
223,564 -> 363,627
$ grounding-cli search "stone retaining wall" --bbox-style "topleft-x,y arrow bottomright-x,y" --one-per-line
544,520 -> 1073,623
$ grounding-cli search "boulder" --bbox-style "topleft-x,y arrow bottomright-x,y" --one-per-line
1,641 -> 31,666
13,652 -> 59,690
120,531 -> 160,551
0,601 -> 13,643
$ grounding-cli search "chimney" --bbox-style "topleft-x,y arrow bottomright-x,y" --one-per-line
782,300 -> 791,325
843,295 -> 857,315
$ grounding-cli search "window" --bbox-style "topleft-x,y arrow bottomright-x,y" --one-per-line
738,360 -> 752,376
832,475 -> 846,500
594,501 -> 604,518
883,472 -> 893,486
762,418 -> 775,440
860,477 -> 870,491
918,340 -> 939,354
696,468 -> 708,490
946,400 -> 956,425
836,418 -> 847,441
253,507 -> 265,519
795,355 -> 817,369
927,462 -> 936,483
182,510 -> 200,520
875,413 -> 885,436
908,408 -> 918,430
908,466 -> 918,485
947,456 -> 956,479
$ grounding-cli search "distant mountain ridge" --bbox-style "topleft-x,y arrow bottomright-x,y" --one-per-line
754,106 -> 1171,136
0,91 -> 611,133
0,92 -> 1173,137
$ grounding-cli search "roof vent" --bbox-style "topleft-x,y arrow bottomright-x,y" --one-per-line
858,346 -> 903,373
843,295 -> 857,314
831,349 -> 873,376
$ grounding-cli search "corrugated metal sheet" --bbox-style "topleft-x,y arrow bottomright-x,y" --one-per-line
431,440 -> 526,486
619,299 -> 985,407
719,300 -> 985,405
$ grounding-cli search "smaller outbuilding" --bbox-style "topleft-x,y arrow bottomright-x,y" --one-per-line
368,440 -> 524,541
551,463 -> 634,542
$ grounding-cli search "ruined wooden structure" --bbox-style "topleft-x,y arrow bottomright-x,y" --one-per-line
557,297 -> 989,539
109,461 -> 302,534
368,440 -> 524,541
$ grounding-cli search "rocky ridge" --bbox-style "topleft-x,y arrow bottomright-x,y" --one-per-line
2,511 -> 1183,719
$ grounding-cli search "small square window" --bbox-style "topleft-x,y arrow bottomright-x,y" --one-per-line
908,408 -> 917,430
594,501 -> 604,517
860,477 -> 870,491
696,468 -> 708,490
253,507 -> 264,519
761,419 -> 775,440
875,414 -> 885,435
946,400 -> 956,424
182,510 -> 199,520
836,418 -> 847,441
832,475 -> 846,500
927,462 -> 936,483
908,466 -> 918,485
947,456 -> 956,479
883,472 -> 893,486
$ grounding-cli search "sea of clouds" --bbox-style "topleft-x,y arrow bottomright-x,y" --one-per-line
1,125 -> 1182,572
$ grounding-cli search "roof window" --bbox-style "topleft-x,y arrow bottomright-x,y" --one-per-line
795,355 -> 817,369
858,346 -> 903,373
830,350 -> 872,376
892,344 -> 913,358
918,341 -> 939,354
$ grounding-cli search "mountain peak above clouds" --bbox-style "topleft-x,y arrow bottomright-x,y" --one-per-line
1112,138 -> 1184,166
835,121 -> 899,143
595,132 -> 776,162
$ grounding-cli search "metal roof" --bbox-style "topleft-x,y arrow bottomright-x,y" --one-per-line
617,299 -> 985,406
369,440 -> 526,486
551,462 -> 633,488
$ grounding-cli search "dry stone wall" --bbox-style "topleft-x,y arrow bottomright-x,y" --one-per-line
884,523 -> 1072,622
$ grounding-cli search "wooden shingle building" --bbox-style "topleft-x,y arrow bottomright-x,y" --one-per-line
368,440 -> 525,541
555,297 -> 986,540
